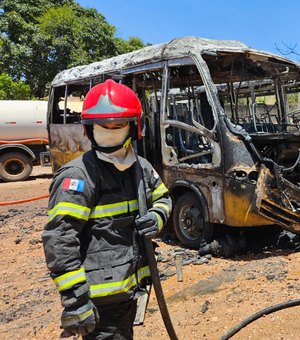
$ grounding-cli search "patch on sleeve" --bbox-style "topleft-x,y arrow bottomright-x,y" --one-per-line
62,178 -> 85,192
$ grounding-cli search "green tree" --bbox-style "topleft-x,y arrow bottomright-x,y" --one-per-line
37,4 -> 117,69
0,72 -> 31,99
0,1 -> 148,98
114,36 -> 151,54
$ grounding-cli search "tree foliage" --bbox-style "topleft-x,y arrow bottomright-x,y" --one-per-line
114,36 -> 151,54
0,0 -> 148,98
0,72 -> 31,99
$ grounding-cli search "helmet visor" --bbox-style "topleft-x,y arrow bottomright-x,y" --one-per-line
81,116 -> 137,125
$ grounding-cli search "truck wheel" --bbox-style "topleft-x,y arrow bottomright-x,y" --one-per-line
0,152 -> 33,182
173,192 -> 214,248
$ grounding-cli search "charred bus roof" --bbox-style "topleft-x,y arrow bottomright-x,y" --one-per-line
51,36 -> 299,87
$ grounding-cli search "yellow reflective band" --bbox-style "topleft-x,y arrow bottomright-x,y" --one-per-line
152,183 -> 168,202
76,308 -> 93,321
54,267 -> 87,292
48,202 -> 91,221
89,266 -> 150,298
128,199 -> 139,212
154,212 -> 164,231
90,199 -> 138,218
62,309 -> 94,327
153,202 -> 171,215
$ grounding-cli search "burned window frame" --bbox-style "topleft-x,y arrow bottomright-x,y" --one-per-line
115,59 -> 221,169
201,51 -> 300,135
121,63 -> 165,169
159,57 -> 221,167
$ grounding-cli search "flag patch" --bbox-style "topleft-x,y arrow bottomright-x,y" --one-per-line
62,178 -> 85,192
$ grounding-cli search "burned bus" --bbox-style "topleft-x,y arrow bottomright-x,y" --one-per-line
47,36 -> 300,248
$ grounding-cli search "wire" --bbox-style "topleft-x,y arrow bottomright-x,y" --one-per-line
0,194 -> 50,206
220,298 -> 300,340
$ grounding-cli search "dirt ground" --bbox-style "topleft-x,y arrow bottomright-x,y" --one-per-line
0,166 -> 299,340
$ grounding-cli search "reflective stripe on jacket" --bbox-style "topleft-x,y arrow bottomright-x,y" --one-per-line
42,150 -> 172,304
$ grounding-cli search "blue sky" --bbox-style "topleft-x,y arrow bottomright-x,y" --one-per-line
77,0 -> 300,60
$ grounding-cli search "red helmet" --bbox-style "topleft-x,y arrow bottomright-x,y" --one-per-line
81,79 -> 143,139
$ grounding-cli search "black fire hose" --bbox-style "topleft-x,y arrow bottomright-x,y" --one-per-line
134,156 -> 179,340
220,298 -> 300,340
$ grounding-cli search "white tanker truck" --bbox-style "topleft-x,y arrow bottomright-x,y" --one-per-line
0,100 -> 51,182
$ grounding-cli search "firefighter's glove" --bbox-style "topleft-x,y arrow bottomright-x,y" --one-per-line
60,300 -> 99,336
135,211 -> 162,239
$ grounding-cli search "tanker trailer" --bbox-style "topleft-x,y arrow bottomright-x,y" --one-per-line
0,100 -> 51,182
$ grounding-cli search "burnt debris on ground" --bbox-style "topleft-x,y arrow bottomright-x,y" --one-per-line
155,227 -> 300,280
198,228 -> 300,258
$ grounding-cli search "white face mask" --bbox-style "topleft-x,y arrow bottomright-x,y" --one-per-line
93,123 -> 130,147
96,144 -> 136,171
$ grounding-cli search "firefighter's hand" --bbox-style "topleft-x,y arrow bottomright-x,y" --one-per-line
135,211 -> 161,239
60,300 -> 99,336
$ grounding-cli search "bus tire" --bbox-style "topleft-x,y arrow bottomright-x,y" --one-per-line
0,152 -> 33,182
173,192 -> 214,248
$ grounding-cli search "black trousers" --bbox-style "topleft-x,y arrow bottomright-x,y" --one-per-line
83,299 -> 138,340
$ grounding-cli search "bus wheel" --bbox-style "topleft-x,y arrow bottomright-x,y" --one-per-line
173,192 -> 214,248
0,152 -> 33,182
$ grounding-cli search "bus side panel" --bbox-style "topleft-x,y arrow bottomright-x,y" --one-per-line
223,179 -> 272,226
48,124 -> 91,172
163,167 -> 226,224
220,120 -> 273,227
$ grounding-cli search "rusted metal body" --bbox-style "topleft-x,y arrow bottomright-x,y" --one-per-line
255,165 -> 300,233
47,36 -> 300,247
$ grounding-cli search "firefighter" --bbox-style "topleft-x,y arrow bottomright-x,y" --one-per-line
42,79 -> 172,339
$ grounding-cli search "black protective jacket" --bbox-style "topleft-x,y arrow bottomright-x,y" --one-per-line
43,150 -> 172,306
